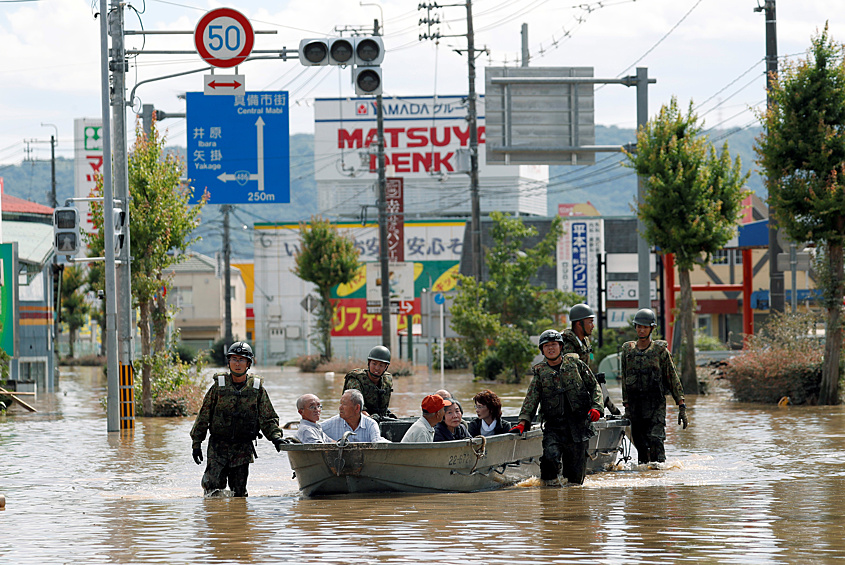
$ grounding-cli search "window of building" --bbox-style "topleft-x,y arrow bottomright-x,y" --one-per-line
176,287 -> 193,306
713,250 -> 730,265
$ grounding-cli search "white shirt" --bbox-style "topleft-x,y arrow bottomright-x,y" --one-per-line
322,414 -> 387,443
401,416 -> 436,443
480,419 -> 497,437
296,419 -> 334,443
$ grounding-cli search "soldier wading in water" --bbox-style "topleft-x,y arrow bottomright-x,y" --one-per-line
512,330 -> 603,485
620,308 -> 689,465
190,342 -> 289,497
342,345 -> 397,422
560,303 -> 621,415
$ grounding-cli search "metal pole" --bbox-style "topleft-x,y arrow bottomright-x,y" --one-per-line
758,0 -> 784,313
636,67 -> 650,310
439,298 -> 445,386
521,23 -> 529,67
377,94 -> 391,346
100,0 -> 120,432
466,0 -> 482,282
790,242 -> 798,311
110,0 -> 134,376
596,252 -> 603,348
223,205 -> 233,347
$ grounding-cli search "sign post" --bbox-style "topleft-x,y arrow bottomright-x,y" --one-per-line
434,292 -> 445,385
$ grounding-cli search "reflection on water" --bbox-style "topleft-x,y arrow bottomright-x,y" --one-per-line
1,365 -> 844,563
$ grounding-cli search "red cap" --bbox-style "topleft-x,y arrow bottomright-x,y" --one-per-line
421,394 -> 451,413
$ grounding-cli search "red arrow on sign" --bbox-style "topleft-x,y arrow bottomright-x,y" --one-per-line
208,80 -> 243,89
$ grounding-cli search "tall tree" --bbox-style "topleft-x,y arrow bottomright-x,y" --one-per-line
87,118 -> 206,415
293,216 -> 360,360
756,26 -> 845,405
451,212 -> 581,381
626,97 -> 748,394
60,265 -> 90,359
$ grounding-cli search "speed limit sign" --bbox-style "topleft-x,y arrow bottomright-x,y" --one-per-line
194,8 -> 254,68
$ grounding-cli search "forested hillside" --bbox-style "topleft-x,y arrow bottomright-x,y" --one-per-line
0,126 -> 764,259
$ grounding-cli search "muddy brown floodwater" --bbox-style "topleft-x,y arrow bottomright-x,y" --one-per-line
1,365 -> 844,564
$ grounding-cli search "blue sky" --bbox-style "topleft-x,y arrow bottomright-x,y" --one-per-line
0,0 -> 839,164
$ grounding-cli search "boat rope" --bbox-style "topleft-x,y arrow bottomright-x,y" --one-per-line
468,436 -> 487,473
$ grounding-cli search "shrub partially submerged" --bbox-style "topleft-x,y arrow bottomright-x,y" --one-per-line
722,312 -> 824,404
294,355 -> 414,376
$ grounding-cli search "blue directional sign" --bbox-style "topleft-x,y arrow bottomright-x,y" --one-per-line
187,91 -> 289,204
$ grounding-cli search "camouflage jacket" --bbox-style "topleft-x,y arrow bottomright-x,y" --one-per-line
560,329 -> 592,365
620,340 -> 684,417
518,354 -> 602,443
343,368 -> 394,418
190,373 -> 283,466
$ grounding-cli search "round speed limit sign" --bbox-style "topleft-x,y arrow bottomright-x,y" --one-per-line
194,8 -> 254,68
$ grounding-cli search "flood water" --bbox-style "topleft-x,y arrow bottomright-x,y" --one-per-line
1,365 -> 844,564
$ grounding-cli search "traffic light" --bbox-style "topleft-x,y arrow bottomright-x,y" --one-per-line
113,208 -> 126,253
298,38 -> 355,66
54,207 -> 80,256
353,36 -> 383,96
299,36 -> 383,95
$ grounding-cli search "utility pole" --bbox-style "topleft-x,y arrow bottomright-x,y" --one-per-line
418,0 -> 483,281
41,124 -> 59,384
99,0 -> 120,432
466,0 -> 482,282
756,0 -> 783,313
521,23 -> 529,67
636,67 -> 651,310
223,205 -> 234,348
375,16 -> 391,346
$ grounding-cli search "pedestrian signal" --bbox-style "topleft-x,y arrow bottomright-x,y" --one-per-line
54,207 -> 81,256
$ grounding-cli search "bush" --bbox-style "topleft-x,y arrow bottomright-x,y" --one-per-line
495,326 -> 535,384
594,326 -> 638,370
721,312 -> 824,404
174,342 -> 196,364
432,338 -> 471,369
209,338 -> 228,366
294,354 -> 323,372
474,349 -> 505,382
135,350 -> 209,416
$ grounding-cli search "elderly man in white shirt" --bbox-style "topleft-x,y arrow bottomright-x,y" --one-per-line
322,389 -> 388,443
401,394 -> 450,442
295,393 -> 334,443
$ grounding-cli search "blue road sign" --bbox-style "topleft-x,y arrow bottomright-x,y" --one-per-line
187,91 -> 290,204
434,292 -> 445,305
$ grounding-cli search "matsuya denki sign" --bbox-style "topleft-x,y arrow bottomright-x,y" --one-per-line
314,95 -> 486,181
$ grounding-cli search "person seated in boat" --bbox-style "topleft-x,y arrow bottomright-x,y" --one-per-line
435,389 -> 451,400
295,394 -> 334,444
434,397 -> 471,441
322,389 -> 388,443
401,394 -> 450,443
342,345 -> 397,422
467,389 -> 509,437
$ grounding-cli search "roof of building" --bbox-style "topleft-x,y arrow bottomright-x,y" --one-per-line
3,220 -> 54,267
2,190 -> 54,216
168,252 -> 241,275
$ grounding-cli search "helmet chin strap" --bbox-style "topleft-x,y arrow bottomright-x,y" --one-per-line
545,352 -> 562,363
229,361 -> 250,377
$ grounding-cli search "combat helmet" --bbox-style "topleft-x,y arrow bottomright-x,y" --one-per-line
537,329 -> 564,352
367,345 -> 391,364
632,308 -> 657,327
568,303 -> 595,323
227,341 -> 254,362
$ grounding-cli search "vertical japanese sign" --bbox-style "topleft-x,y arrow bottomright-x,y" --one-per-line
386,177 -> 404,262
0,243 -> 18,356
557,218 -> 604,310
73,118 -> 104,234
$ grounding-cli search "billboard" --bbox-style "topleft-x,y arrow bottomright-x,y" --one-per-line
557,218 -> 604,310
0,243 -> 18,356
73,118 -> 104,235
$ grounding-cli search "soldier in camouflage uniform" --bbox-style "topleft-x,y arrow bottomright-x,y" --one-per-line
513,329 -> 603,485
190,342 -> 287,497
561,303 -> 621,415
342,345 -> 396,422
620,309 -> 689,464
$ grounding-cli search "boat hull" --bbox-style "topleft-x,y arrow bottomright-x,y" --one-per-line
282,418 -> 628,496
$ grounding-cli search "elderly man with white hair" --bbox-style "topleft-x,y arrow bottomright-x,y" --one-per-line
295,394 -> 333,444
322,389 -> 388,443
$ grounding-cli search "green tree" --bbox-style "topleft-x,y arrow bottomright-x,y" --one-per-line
60,265 -> 90,359
625,97 -> 748,395
451,212 -> 582,381
86,118 -> 206,415
293,216 -> 360,360
756,26 -> 845,404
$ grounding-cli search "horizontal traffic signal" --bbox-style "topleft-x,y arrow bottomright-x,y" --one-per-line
298,36 -> 383,66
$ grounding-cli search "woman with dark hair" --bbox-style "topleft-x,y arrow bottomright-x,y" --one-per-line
467,389 -> 509,437
433,398 -> 471,441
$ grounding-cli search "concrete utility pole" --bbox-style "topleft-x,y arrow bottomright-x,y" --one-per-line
110,1 -> 135,369
466,0 -> 482,282
99,0 -> 120,432
756,0 -> 784,313
223,205 -> 234,348
636,67 -> 651,310
521,23 -> 529,67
